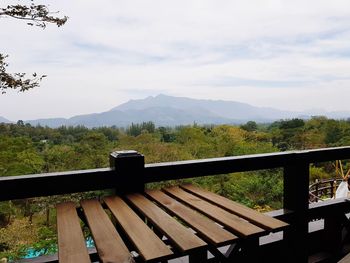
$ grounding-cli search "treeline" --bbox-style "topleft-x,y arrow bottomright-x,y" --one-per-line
2,117 -> 349,173
1,117 -> 350,259
268,117 -> 350,150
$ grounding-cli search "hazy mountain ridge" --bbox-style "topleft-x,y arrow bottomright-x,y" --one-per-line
112,94 -> 297,120
2,94 -> 350,127
112,94 -> 305,122
25,106 -> 233,128
0,116 -> 12,123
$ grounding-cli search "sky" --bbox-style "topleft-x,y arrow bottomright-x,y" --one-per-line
1,0 -> 350,121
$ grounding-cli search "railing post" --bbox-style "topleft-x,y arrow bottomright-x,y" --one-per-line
315,179 -> 319,202
283,161 -> 309,263
332,180 -> 337,198
109,150 -> 145,194
330,180 -> 334,198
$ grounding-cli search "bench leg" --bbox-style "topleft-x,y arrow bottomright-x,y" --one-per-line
189,249 -> 207,263
324,213 -> 348,257
227,237 -> 259,262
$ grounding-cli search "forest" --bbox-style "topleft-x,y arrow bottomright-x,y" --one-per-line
1,116 -> 350,260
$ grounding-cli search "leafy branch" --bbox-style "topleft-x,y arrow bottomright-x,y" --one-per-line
0,54 -> 46,94
0,2 -> 67,93
0,3 -> 68,28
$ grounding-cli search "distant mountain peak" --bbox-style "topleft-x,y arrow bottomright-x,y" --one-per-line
14,94 -> 350,128
155,93 -> 170,98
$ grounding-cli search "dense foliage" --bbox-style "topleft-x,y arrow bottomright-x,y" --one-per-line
0,117 -> 349,259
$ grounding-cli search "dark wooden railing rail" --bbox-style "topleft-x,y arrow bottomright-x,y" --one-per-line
2,146 -> 350,201
2,146 -> 350,262
309,178 -> 343,202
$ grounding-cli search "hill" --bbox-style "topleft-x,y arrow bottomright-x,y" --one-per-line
112,94 -> 297,121
0,116 -> 12,123
18,94 -> 350,127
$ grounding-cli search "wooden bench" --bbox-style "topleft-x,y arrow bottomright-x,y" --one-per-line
56,184 -> 288,263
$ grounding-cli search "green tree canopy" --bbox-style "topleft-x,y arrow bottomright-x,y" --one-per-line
240,121 -> 258,132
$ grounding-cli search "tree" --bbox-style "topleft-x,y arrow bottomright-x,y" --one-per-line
0,218 -> 39,259
269,119 -> 306,150
126,122 -> 156,137
0,2 -> 67,93
0,136 -> 44,176
240,121 -> 258,132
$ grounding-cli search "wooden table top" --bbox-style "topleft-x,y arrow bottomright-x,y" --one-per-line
56,184 -> 288,263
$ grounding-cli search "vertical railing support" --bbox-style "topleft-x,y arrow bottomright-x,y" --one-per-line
110,150 -> 145,194
283,161 -> 310,263
332,180 -> 337,198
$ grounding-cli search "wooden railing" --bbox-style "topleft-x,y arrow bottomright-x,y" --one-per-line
309,178 -> 343,202
2,147 -> 350,262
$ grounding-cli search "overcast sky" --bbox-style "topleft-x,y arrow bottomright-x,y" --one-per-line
1,0 -> 350,121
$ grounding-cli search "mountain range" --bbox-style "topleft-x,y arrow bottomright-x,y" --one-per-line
0,116 -> 11,123
1,94 -> 350,127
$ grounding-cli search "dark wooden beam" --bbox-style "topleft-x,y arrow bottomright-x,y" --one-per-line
144,146 -> 350,182
267,198 -> 350,222
283,162 -> 310,263
109,150 -> 145,193
0,168 -> 114,201
1,147 -> 350,201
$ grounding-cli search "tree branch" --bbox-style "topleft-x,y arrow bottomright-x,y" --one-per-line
0,3 -> 67,93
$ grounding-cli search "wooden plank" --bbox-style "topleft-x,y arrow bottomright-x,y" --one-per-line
56,202 -> 90,263
146,189 -> 238,246
80,199 -> 134,263
338,252 -> 350,263
104,196 -> 173,262
164,187 -> 265,238
126,193 -> 207,253
181,184 -> 288,231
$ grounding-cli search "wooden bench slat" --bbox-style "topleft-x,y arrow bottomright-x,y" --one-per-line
57,202 -> 91,263
163,187 -> 265,238
339,252 -> 350,263
181,184 -> 288,231
80,199 -> 134,263
126,193 -> 207,253
104,196 -> 173,262
146,189 -> 238,246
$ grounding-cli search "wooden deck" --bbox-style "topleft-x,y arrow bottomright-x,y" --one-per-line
5,147 -> 350,263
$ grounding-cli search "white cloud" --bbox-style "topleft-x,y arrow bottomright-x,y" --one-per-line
1,0 -> 350,120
